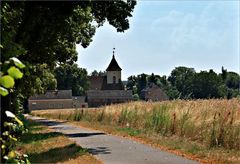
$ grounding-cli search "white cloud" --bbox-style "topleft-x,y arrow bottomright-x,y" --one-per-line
150,2 -> 231,54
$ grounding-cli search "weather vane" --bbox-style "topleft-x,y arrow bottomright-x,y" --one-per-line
113,47 -> 115,55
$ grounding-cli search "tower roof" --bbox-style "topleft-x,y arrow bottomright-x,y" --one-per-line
106,55 -> 122,71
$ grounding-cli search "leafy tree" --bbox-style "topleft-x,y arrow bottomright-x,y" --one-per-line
18,64 -> 57,97
55,64 -> 89,96
126,67 -> 240,100
91,70 -> 106,76
4,1 -> 136,66
126,75 -> 137,90
163,84 -> 180,100
0,56 -> 29,163
168,66 -> 195,99
1,0 -> 136,110
221,66 -> 228,80
219,67 -> 240,98
225,72 -> 240,89
192,70 -> 222,99
217,84 -> 228,98
136,73 -> 148,94
224,72 -> 240,99
148,73 -> 157,84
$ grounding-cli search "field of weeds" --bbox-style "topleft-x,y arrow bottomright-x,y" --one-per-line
32,99 -> 240,162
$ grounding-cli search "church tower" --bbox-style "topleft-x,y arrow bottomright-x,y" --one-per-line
106,48 -> 122,84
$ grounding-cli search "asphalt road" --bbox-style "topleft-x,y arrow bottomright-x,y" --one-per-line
27,115 -> 199,164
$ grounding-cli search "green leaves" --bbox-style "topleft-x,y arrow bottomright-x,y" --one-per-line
0,75 -> 15,88
10,57 -> 26,69
7,66 -> 23,79
0,87 -> 9,96
0,58 -> 25,96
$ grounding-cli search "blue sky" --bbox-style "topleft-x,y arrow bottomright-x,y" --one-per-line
77,1 -> 239,80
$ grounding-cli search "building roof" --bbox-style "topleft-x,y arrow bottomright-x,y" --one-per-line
29,90 -> 72,100
87,90 -> 133,99
141,83 -> 168,101
106,55 -> 122,71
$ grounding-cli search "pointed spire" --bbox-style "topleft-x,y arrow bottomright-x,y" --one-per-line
106,48 -> 122,71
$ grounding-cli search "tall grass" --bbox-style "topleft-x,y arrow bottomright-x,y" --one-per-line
33,98 -> 240,150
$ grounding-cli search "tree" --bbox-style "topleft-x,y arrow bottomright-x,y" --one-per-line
0,56 -> 29,163
126,75 -> 137,90
91,70 -> 106,76
168,66 -> 195,99
221,66 -> 228,80
2,1 -> 136,66
148,73 -> 157,84
1,1 -> 136,110
219,68 -> 240,98
55,64 -> 89,96
163,84 -> 180,100
136,73 -> 148,94
224,72 -> 240,99
192,70 -> 222,99
225,72 -> 240,89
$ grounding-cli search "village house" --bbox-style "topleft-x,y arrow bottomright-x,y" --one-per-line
141,82 -> 168,101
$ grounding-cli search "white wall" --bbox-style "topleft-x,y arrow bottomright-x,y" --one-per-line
107,71 -> 121,84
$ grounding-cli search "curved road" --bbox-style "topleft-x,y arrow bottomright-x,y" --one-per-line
27,115 -> 198,164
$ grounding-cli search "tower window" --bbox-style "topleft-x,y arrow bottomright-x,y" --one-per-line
113,76 -> 116,84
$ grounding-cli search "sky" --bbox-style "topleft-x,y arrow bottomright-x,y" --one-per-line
77,1 -> 239,80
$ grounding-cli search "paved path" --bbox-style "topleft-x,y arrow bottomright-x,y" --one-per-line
27,115 -> 198,164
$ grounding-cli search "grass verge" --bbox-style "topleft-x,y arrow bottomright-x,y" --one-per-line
16,119 -> 101,164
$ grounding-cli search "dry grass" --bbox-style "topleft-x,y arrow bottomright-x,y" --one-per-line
17,120 -> 101,164
32,98 -> 240,163
35,98 -> 240,125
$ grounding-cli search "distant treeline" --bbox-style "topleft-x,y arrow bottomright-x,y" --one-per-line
54,65 -> 239,99
126,66 -> 240,100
